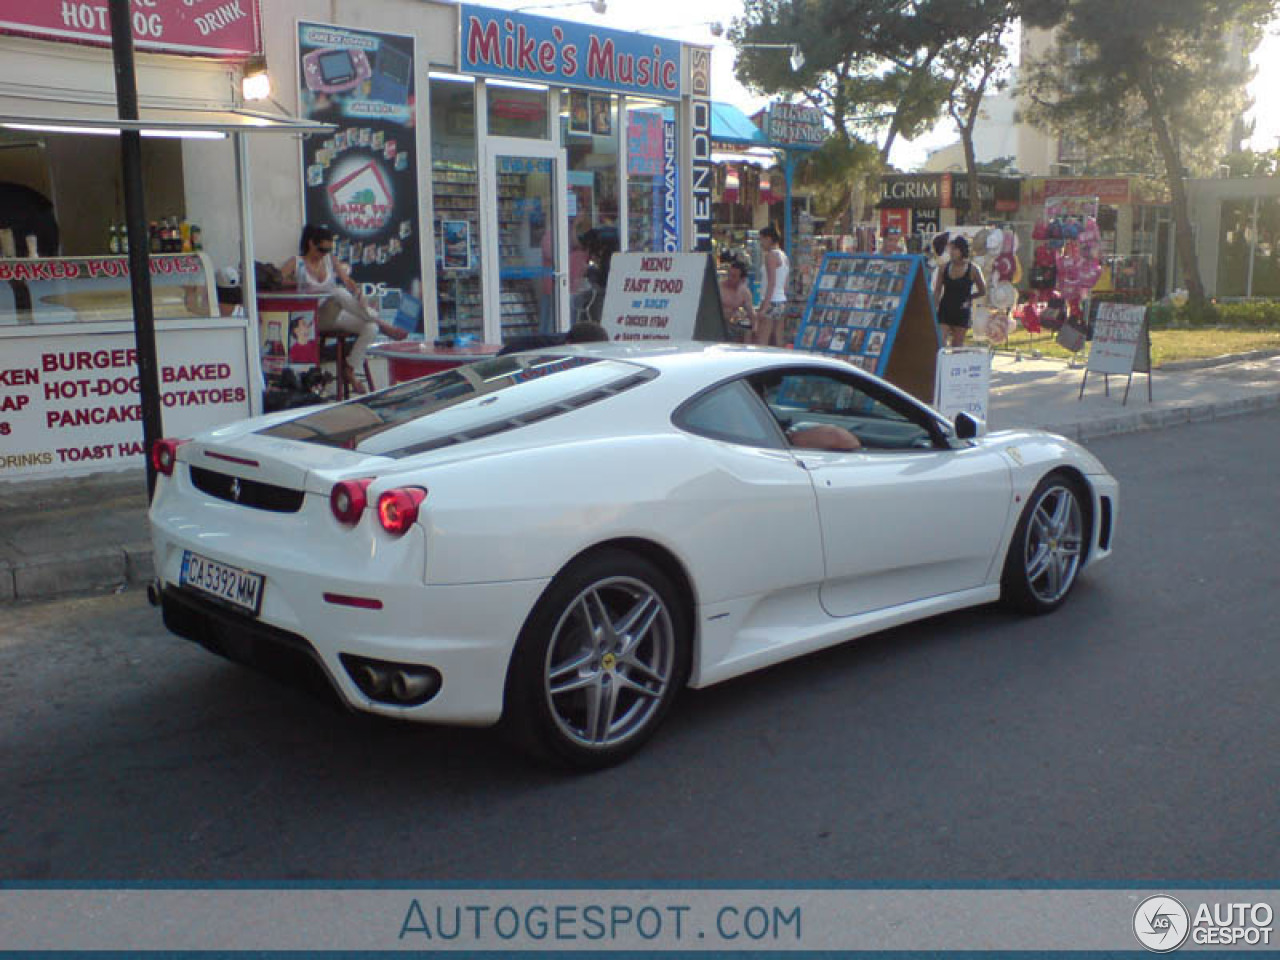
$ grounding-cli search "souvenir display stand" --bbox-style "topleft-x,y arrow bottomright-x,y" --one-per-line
1079,301 -> 1153,405
794,252 -> 940,404
1023,196 -> 1104,362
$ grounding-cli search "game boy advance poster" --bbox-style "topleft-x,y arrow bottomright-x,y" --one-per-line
298,22 -> 421,328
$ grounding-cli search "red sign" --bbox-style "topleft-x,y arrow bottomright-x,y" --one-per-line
0,255 -> 203,283
0,0 -> 261,58
879,209 -> 910,236
1034,178 -> 1131,206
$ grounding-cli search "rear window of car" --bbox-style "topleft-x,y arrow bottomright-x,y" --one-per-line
258,354 -> 655,454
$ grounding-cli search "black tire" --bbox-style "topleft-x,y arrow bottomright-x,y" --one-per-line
503,548 -> 690,770
1001,470 -> 1091,615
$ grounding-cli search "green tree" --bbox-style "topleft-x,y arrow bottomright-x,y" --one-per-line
937,2 -> 1020,222
1020,0 -> 1275,305
731,0 -> 1024,224
1222,147 -> 1280,177
729,0 -> 951,160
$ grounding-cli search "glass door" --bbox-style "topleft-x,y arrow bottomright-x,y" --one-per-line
483,138 -> 567,344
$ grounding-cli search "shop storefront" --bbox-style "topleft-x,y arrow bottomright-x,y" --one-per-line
0,2 -> 329,482
222,0 -> 707,349
1185,176 -> 1280,299
877,172 -> 1022,249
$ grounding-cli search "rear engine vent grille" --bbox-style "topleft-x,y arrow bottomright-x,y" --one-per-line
190,466 -> 305,513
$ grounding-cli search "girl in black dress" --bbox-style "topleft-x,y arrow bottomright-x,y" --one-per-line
932,235 -> 987,348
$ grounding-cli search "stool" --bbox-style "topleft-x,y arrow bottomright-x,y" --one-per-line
317,333 -> 374,400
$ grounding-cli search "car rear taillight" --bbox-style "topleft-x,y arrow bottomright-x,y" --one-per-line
151,438 -> 188,477
330,479 -> 372,525
377,487 -> 427,536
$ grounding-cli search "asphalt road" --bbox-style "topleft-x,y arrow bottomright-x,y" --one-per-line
2,410 -> 1278,882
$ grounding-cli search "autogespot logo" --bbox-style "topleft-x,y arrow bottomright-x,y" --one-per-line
1134,895 -> 1191,952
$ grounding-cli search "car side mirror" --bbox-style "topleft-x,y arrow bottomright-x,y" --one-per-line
954,411 -> 986,440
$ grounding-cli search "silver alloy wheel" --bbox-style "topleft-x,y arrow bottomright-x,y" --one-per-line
1023,483 -> 1084,605
543,575 -> 677,750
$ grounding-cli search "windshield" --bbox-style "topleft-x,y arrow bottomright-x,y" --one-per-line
258,354 -> 654,454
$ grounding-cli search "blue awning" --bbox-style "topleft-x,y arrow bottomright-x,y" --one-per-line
711,101 -> 769,147
646,101 -> 777,148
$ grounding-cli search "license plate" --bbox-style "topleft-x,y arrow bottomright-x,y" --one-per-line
180,550 -> 264,616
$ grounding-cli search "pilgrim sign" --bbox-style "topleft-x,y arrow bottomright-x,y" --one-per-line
600,253 -> 725,343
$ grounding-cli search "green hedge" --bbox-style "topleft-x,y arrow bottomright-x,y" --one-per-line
1106,299 -> 1280,329
1149,300 -> 1280,328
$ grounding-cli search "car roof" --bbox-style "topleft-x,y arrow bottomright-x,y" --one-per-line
545,341 -> 859,382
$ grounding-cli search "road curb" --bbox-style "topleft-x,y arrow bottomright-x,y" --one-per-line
1160,348 -> 1280,372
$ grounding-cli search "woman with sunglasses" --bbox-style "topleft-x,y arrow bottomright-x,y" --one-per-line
281,224 -> 404,394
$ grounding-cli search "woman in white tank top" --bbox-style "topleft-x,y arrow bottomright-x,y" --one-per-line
280,224 -> 404,393
753,224 -> 790,347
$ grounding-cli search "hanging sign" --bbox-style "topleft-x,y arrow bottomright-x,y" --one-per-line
934,347 -> 992,422
661,118 -> 681,252
600,253 -> 724,343
298,23 -> 423,333
460,5 -> 682,98
0,0 -> 262,58
765,102 -> 824,148
627,112 -> 664,177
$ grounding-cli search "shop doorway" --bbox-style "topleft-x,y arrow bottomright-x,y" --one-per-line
482,137 -> 568,343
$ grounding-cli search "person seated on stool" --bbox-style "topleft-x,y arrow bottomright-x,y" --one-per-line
281,224 -> 405,394
786,423 -> 862,451
565,320 -> 609,343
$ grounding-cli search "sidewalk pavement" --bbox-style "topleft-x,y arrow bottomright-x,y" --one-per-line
3,349 -> 1279,606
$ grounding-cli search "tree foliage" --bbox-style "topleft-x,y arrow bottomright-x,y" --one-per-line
1020,0 -> 1276,303
730,0 -> 1024,223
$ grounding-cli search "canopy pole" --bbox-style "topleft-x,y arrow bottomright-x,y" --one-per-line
109,0 -> 163,499
783,152 -> 796,256
234,130 -> 264,415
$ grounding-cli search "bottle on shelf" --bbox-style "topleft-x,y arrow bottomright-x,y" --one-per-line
189,224 -> 202,252
149,222 -> 161,254
108,223 -> 120,255
180,219 -> 192,253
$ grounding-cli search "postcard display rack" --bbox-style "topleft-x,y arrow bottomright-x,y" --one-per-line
795,253 -> 941,404
783,212 -> 819,343
432,161 -> 483,339
496,167 -> 541,338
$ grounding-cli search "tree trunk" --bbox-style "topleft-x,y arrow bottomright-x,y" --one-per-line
962,121 -> 982,224
880,118 -> 900,164
1138,69 -> 1205,304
